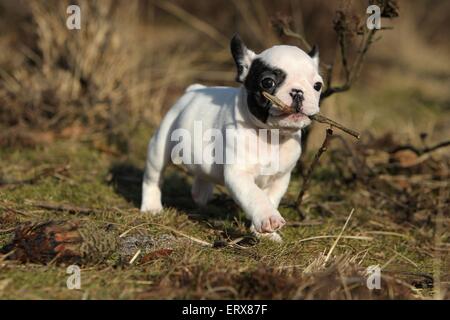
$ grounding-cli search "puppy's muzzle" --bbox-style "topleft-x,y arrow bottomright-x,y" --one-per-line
289,89 -> 304,113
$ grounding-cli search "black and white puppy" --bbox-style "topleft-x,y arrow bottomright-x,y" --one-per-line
141,34 -> 323,241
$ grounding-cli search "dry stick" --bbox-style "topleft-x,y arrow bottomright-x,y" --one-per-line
279,24 -> 312,51
261,91 -> 360,139
311,114 -> 360,140
0,164 -> 70,189
390,139 -> 450,156
296,128 -> 334,215
0,227 -> 16,235
0,202 -> 37,217
278,98 -> 359,138
27,201 -> 98,215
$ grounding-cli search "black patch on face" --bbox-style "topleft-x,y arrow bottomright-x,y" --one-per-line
244,58 -> 287,123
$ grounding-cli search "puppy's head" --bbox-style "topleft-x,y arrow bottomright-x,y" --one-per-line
231,34 -> 323,130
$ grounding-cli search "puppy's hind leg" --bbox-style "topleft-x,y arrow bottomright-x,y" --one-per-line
141,128 -> 171,214
191,176 -> 214,207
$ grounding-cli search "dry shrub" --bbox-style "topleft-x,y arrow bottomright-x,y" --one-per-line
0,0 -> 147,150
322,132 -> 449,225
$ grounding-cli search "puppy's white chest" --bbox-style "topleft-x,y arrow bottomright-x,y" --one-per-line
255,135 -> 301,187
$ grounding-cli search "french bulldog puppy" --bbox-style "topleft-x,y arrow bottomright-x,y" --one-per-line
141,34 -> 323,241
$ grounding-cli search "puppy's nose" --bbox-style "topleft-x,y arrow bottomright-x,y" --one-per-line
290,89 -> 304,100
290,88 -> 303,96
290,89 -> 304,112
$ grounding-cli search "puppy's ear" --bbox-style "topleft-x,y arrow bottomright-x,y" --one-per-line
308,45 -> 319,70
230,33 -> 256,83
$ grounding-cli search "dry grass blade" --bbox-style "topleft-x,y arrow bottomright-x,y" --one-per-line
325,208 -> 355,263
119,223 -> 150,238
389,249 -> 418,268
381,252 -> 399,270
129,249 -> 141,265
151,223 -> 213,247
298,235 -> 372,243
363,230 -> 410,240
120,222 -> 212,247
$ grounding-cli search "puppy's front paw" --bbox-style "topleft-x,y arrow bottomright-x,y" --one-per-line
253,213 -> 286,233
250,226 -> 283,243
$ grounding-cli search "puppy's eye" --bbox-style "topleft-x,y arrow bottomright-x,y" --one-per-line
261,78 -> 275,89
313,82 -> 323,91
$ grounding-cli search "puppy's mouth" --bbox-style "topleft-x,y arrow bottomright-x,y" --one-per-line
262,91 -> 309,119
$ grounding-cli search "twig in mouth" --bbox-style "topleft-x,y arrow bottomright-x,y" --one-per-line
262,91 -> 293,114
296,128 -> 334,215
262,91 -> 360,139
311,114 -> 360,140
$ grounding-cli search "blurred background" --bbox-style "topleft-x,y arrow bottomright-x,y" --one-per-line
0,0 -> 449,153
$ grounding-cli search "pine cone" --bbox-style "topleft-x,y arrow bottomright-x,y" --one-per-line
1,220 -> 118,264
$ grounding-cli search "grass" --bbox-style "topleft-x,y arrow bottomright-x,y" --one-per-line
0,105 -> 447,299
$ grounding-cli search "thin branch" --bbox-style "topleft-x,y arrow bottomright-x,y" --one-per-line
424,140 -> 450,154
321,28 -> 377,101
0,227 -> 16,235
390,139 -> 450,156
296,128 -> 334,214
0,164 -> 70,189
278,24 -> 312,51
272,9 -> 391,103
27,201 -> 98,215
0,202 -> 37,217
